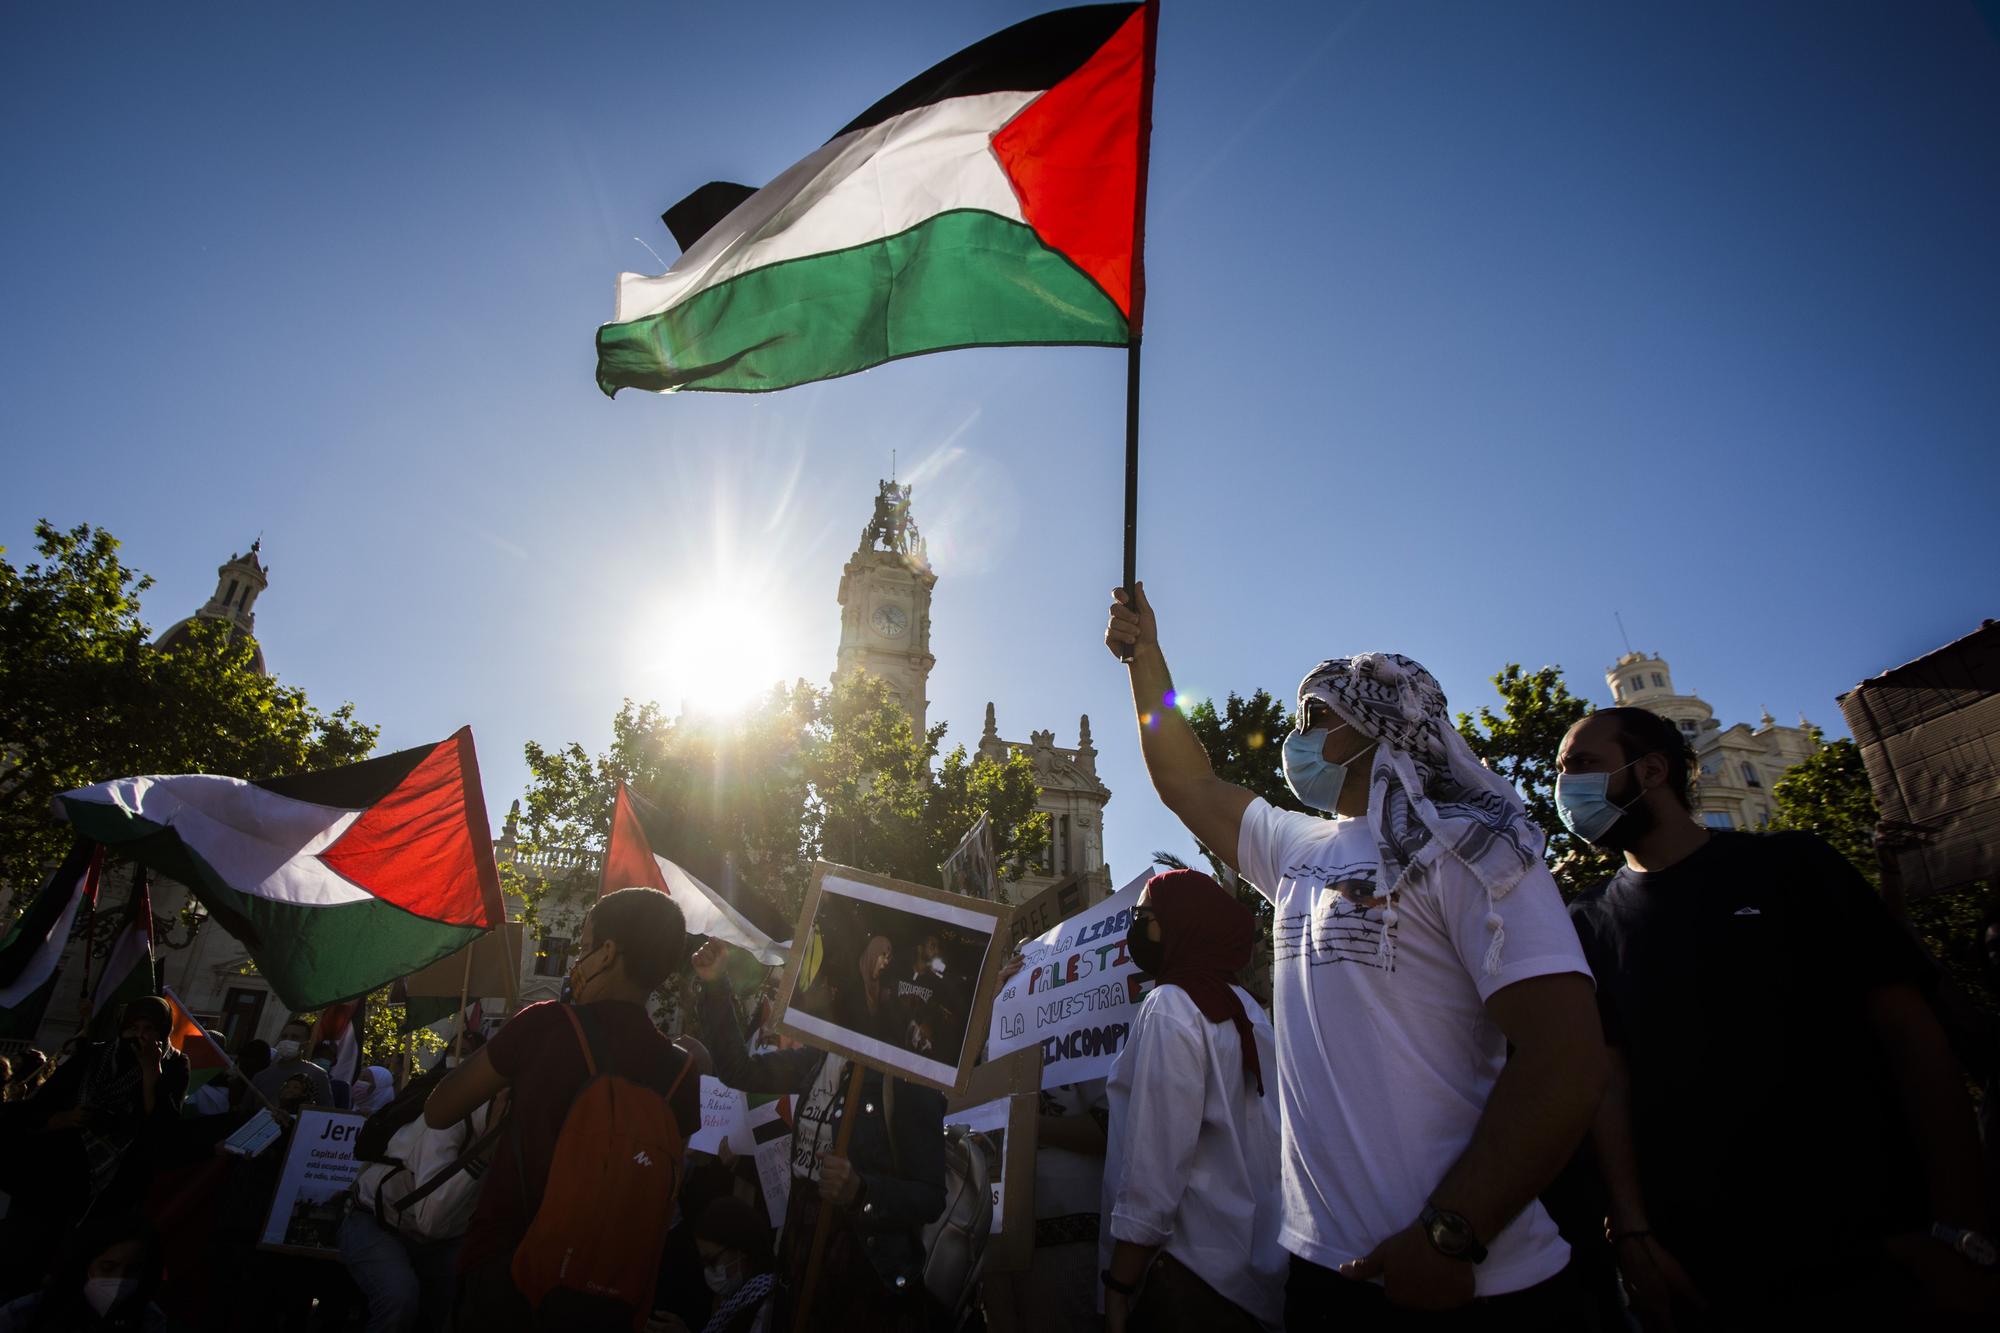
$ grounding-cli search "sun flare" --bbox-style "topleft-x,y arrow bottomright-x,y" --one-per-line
643,585 -> 787,715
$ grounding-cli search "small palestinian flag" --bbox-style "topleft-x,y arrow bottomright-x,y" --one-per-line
0,841 -> 100,1018
603,785 -> 788,966
310,996 -> 365,1083
597,1 -> 1156,395
56,728 -> 505,1012
88,870 -> 159,1040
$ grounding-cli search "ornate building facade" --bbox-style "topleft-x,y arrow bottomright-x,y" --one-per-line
834,481 -> 1111,907
1607,650 -> 1819,831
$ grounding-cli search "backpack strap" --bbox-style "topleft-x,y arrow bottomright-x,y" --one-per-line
392,1107 -> 509,1211
559,1004 -> 598,1078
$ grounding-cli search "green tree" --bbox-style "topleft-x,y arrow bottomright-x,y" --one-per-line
1455,664 -> 1621,898
1,521 -> 377,917
1151,690 -> 1314,904
510,672 -> 1049,949
1767,732 -> 1878,883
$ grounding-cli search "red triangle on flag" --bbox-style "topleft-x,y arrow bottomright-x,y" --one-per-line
601,785 -> 671,900
318,727 -> 504,929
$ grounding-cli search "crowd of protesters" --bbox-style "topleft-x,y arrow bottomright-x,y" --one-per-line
0,590 -> 1995,1330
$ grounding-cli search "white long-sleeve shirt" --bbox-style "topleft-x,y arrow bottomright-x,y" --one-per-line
1101,982 -> 1287,1329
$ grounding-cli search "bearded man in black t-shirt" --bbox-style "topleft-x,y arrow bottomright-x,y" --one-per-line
1554,707 -> 1997,1327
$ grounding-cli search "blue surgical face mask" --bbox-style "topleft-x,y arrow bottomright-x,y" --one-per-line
1283,725 -> 1362,813
1554,759 -> 1641,844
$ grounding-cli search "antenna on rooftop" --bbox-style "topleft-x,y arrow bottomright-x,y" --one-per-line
891,449 -> 897,482
1614,611 -> 1633,656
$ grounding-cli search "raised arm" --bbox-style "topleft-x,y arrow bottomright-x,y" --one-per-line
691,941 -> 821,1095
1104,582 -> 1256,871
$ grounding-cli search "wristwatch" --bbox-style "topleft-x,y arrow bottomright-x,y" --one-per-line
1420,1202 -> 1488,1264
1931,1222 -> 1998,1269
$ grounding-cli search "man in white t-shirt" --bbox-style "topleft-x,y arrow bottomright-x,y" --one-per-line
1105,584 -> 1605,1329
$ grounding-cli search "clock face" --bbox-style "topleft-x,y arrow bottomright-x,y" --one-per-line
871,604 -> 909,638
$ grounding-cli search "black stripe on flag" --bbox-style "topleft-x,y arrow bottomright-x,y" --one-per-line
831,3 -> 1142,140
752,1113 -> 790,1146
254,736 -> 438,809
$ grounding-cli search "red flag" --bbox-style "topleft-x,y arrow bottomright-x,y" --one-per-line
601,785 -> 671,900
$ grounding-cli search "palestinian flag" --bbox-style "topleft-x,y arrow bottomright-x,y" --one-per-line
310,996 -> 365,1083
55,728 -> 506,1012
88,870 -> 159,1039
0,841 -> 100,1033
602,785 -> 788,966
597,1 -> 1157,395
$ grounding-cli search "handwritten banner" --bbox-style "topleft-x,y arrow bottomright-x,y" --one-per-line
688,1075 -> 753,1156
988,871 -> 1151,1086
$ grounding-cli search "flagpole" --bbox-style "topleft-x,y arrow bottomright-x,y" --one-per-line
73,859 -> 105,1028
451,945 -> 474,1063
1121,337 -> 1142,602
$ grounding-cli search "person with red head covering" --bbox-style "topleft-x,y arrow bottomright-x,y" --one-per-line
1099,870 -> 1285,1333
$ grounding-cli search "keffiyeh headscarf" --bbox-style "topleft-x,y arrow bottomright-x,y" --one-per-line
1298,652 -> 1545,975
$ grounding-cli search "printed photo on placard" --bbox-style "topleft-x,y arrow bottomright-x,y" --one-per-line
775,863 -> 1009,1094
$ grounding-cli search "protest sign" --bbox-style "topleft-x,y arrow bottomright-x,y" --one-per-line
688,1075 -> 753,1156
946,1047 -> 1040,1272
988,870 -> 1150,1086
258,1106 -> 367,1257
774,862 -> 1008,1094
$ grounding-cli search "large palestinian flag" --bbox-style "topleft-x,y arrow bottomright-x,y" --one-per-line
597,1 -> 1156,395
55,728 -> 505,1012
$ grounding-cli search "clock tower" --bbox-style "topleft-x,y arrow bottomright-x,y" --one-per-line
835,480 -> 937,733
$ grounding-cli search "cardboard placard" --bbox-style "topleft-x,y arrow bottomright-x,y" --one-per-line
258,1105 -> 367,1258
773,862 -> 1008,1095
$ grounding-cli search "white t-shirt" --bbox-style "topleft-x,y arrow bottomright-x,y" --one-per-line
1101,984 -> 1287,1329
1237,798 -> 1590,1296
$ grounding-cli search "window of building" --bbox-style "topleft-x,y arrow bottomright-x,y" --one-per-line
1058,814 -> 1073,876
1679,719 -> 1696,733
1742,762 -> 1761,788
1651,673 -> 1666,688
222,578 -> 238,606
1703,811 -> 1734,829
1627,677 -> 1642,694
534,934 -> 572,978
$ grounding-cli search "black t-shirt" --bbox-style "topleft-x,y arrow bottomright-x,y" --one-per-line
1568,832 -> 1934,1279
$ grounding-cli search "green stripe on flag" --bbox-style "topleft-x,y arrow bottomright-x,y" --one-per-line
596,209 -> 1129,395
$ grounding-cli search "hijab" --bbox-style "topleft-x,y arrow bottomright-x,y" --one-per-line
1142,870 -> 1263,1095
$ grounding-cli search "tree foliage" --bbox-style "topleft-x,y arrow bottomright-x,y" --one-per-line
1455,664 -> 1621,898
1153,690 -> 1314,904
0,521 -> 377,917
1767,732 -> 1878,882
510,672 -> 1049,946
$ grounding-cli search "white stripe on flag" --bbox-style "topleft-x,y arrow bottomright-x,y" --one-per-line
652,855 -> 786,967
0,861 -> 91,1007
91,917 -> 152,1019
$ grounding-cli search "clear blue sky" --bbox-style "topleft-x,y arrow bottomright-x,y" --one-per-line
5,2 -> 1996,881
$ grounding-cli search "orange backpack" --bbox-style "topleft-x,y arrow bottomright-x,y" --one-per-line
510,1005 -> 693,1331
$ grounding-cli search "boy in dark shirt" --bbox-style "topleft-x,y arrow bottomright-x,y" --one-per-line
427,887 -> 700,1331
1556,707 -> 1996,1326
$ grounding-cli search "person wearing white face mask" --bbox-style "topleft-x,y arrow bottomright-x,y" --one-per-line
251,1017 -> 332,1110
1106,584 -> 1605,1330
1557,707 -> 1997,1327
0,1212 -> 171,1332
687,1196 -> 776,1333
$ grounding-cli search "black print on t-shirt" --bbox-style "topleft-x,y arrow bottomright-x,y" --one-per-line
1273,860 -> 1395,972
